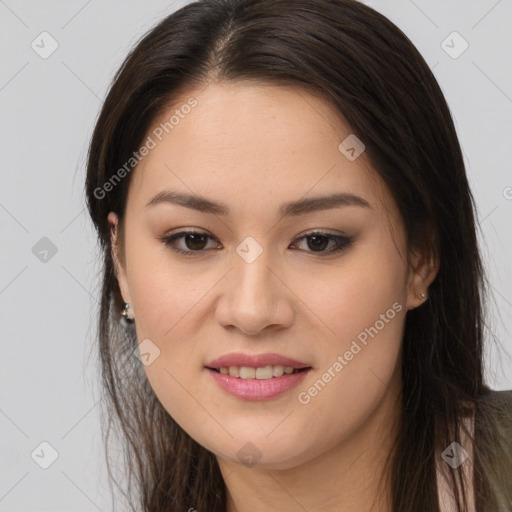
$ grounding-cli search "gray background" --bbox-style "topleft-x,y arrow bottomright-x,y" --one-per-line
1,0 -> 511,510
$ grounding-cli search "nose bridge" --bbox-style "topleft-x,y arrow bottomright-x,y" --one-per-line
216,240 -> 292,334
233,245 -> 275,311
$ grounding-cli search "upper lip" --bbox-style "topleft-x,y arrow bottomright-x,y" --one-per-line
206,352 -> 312,369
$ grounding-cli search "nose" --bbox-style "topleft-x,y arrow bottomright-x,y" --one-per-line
215,249 -> 294,336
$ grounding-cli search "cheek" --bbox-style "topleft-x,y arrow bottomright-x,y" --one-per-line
290,239 -> 407,419
125,233 -> 208,339
293,238 -> 408,349
287,295 -> 405,461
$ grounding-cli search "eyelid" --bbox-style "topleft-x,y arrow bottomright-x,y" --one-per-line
295,227 -> 349,239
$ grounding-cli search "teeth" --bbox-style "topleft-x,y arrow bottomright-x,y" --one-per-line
216,365 -> 301,380
240,366 -> 256,379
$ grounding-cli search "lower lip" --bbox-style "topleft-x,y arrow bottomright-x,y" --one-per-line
205,367 -> 311,401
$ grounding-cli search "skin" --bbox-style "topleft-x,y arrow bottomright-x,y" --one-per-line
108,81 -> 439,512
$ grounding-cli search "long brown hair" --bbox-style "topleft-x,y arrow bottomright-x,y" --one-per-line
85,0 -> 512,510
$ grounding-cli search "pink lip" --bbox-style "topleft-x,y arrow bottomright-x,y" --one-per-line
206,367 -> 311,401
205,352 -> 311,369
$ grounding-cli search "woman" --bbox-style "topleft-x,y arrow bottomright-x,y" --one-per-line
85,0 -> 512,510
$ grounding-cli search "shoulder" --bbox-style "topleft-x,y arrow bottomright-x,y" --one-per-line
436,389 -> 512,511
477,386 -> 512,417
474,386 -> 512,488
485,388 -> 512,404
473,387 -> 512,510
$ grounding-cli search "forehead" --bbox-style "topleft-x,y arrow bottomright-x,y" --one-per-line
127,81 -> 393,218
149,80 -> 350,161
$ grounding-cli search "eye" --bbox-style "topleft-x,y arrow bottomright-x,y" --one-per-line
160,229 -> 353,257
160,229 -> 220,256
289,230 -> 353,255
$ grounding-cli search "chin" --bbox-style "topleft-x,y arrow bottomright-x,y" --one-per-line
214,439 -> 313,471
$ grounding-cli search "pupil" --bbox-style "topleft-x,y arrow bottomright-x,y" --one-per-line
308,235 -> 328,251
186,233 -> 207,250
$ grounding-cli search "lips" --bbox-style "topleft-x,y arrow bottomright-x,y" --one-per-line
205,351 -> 312,370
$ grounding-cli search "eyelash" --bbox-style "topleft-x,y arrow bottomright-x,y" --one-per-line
159,229 -> 353,257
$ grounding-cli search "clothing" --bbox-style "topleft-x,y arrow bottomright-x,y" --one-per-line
436,388 -> 512,512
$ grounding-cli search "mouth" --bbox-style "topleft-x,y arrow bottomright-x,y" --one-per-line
205,364 -> 313,401
205,365 -> 312,380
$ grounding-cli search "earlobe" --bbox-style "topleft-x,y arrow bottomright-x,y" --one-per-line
107,211 -> 131,305
406,248 -> 440,311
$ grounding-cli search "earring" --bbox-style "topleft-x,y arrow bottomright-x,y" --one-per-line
121,302 -> 135,320
418,291 -> 426,299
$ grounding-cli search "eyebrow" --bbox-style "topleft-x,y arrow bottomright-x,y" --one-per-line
145,190 -> 371,216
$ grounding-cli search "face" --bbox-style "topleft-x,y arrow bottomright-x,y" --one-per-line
109,81 -> 434,470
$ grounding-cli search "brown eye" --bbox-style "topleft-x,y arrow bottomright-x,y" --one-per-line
182,233 -> 208,250
290,231 -> 353,255
306,234 -> 330,252
160,230 -> 220,256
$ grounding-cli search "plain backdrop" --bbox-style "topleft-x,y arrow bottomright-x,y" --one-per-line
1,0 -> 511,510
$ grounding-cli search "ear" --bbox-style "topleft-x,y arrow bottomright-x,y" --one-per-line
405,245 -> 440,311
107,212 -> 131,305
